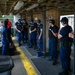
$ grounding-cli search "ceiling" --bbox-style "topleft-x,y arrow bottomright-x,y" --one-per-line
0,0 -> 74,15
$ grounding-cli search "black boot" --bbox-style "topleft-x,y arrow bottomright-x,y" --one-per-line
59,71 -> 69,75
18,43 -> 21,46
53,59 -> 57,65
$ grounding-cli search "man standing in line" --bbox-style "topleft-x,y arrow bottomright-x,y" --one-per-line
58,17 -> 73,75
48,19 -> 59,65
28,19 -> 37,49
21,19 -> 28,44
15,19 -> 22,46
36,19 -> 43,52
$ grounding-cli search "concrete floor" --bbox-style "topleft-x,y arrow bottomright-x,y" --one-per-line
11,42 -> 74,75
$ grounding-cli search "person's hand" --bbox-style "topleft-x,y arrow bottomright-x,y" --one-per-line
38,37 -> 40,40
69,33 -> 74,39
50,28 -> 51,31
18,30 -> 21,33
29,30 -> 32,33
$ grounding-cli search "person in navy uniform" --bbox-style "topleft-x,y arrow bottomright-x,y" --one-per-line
48,19 -> 59,65
36,19 -> 43,52
58,17 -> 73,75
1,20 -> 11,55
28,19 -> 37,49
15,19 -> 22,46
21,19 -> 28,43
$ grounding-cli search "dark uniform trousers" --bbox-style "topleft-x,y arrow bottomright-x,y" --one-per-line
49,38 -> 58,60
29,32 -> 37,47
38,36 -> 43,50
60,43 -> 71,71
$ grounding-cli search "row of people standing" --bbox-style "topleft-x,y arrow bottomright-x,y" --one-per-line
27,19 -> 43,51
15,18 -> 43,52
48,17 -> 73,75
15,17 -> 73,75
15,19 -> 28,46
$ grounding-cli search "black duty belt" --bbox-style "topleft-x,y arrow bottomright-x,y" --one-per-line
60,42 -> 72,47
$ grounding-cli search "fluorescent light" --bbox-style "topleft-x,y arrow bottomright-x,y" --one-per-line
26,3 -> 39,11
14,1 -> 24,10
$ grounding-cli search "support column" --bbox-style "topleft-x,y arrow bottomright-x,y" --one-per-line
31,14 -> 33,19
42,5 -> 46,55
73,1 -> 75,75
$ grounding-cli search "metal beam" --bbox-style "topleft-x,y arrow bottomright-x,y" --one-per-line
42,5 -> 46,55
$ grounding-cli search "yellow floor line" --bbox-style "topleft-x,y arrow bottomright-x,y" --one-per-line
14,42 -> 38,75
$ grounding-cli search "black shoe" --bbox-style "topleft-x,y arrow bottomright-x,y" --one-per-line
46,56 -> 53,61
53,60 -> 57,65
23,41 -> 25,44
34,46 -> 38,49
59,71 -> 69,75
28,46 -> 33,48
68,68 -> 72,72
18,43 -> 21,46
36,49 -> 40,51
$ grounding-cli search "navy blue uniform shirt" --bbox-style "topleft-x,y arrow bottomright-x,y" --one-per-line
22,22 -> 28,31
48,25 -> 59,39
60,25 -> 73,42
15,22 -> 22,32
38,24 -> 43,35
30,23 -> 37,33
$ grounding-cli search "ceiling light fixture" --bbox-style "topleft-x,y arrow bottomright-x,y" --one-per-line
26,3 -> 39,11
14,1 -> 24,10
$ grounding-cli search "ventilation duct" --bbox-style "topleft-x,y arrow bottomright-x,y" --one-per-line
14,1 -> 24,10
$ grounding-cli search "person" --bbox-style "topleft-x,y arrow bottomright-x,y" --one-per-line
58,17 -> 73,75
6,19 -> 12,35
1,20 -> 11,55
28,19 -> 37,49
21,19 -> 28,43
48,19 -> 59,65
36,19 -> 43,52
15,19 -> 22,46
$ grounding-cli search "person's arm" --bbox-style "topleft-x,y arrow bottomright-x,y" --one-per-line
51,30 -> 58,37
58,28 -> 63,39
50,26 -> 59,37
31,23 -> 37,33
58,34 -> 63,39
15,26 -> 21,33
38,29 -> 42,39
15,23 -> 21,33
31,28 -> 36,32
